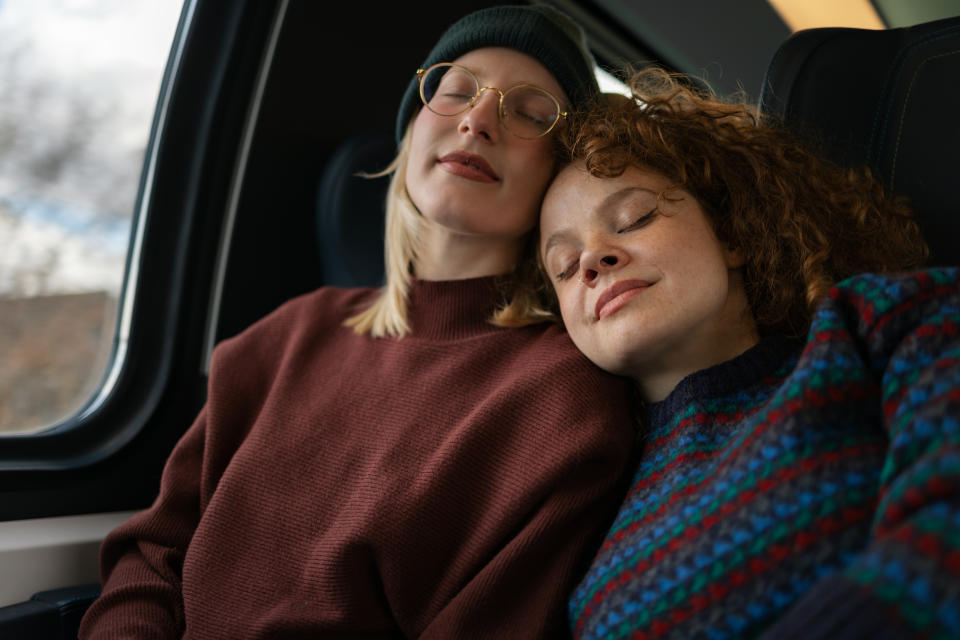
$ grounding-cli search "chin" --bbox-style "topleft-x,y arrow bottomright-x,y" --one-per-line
596,358 -> 633,379
589,337 -> 644,377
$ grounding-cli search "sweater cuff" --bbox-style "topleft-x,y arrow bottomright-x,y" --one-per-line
759,573 -> 917,640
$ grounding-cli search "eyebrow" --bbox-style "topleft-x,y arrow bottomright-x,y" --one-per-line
542,229 -> 574,257
541,185 -> 659,256
600,185 -> 659,211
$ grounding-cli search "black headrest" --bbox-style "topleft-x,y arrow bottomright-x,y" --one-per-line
760,15 -> 960,266
316,132 -> 395,287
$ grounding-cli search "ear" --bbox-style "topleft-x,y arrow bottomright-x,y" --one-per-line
724,245 -> 746,269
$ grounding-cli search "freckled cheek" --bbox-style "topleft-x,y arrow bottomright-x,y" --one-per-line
559,295 -> 583,329
657,235 -> 712,279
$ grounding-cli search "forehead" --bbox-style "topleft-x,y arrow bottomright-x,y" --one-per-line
450,47 -> 569,104
544,163 -> 671,211
541,163 -> 595,227
539,165 -> 606,253
540,164 -> 672,245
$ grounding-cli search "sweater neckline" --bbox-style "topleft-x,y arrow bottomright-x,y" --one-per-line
645,334 -> 801,428
406,276 -> 506,340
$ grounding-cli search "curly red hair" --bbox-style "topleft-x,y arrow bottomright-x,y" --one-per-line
549,67 -> 929,337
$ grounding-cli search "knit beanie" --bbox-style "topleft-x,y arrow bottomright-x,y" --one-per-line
395,4 -> 599,144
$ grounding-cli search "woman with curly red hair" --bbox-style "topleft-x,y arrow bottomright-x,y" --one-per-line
538,68 -> 960,639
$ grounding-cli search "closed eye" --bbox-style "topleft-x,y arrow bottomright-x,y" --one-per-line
555,259 -> 579,282
617,210 -> 656,234
514,109 -> 548,125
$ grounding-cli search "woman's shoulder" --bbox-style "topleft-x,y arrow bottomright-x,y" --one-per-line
214,285 -> 378,361
831,267 -> 959,301
502,321 -> 629,386
274,284 -> 378,323
812,267 -> 959,347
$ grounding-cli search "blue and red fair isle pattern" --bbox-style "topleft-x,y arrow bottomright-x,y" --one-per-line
570,269 -> 960,640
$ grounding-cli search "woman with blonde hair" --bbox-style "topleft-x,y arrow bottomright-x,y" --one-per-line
80,6 -> 636,639
537,68 -> 959,639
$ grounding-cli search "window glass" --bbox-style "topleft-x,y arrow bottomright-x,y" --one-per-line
0,0 -> 183,434
596,67 -> 633,97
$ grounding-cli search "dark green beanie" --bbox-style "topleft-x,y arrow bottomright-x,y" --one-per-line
395,4 -> 599,145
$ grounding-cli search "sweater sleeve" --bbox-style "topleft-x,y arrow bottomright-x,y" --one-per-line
78,408 -> 207,639
762,268 -> 960,640
78,296 -> 299,639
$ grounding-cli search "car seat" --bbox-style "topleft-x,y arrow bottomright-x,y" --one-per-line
759,14 -> 960,266
315,131 -> 395,287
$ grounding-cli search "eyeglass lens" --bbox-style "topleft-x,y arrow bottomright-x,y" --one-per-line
419,64 -> 560,139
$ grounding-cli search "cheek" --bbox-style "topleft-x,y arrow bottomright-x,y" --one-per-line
504,149 -> 555,232
558,293 -> 588,338
513,144 -> 555,195
687,237 -> 731,287
408,109 -> 447,162
563,310 -> 609,370
405,115 -> 437,203
408,114 -> 432,162
656,223 -> 725,281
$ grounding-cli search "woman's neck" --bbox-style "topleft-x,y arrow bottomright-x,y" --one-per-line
414,222 -> 525,280
636,326 -> 761,402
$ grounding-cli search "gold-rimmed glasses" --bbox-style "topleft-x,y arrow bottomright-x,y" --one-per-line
416,62 -> 567,139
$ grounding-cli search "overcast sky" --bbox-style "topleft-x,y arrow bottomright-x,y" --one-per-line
0,1 -> 627,298
0,0 -> 182,296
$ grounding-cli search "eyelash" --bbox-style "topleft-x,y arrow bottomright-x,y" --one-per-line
553,210 -> 657,282
555,262 -> 578,281
617,210 -> 656,234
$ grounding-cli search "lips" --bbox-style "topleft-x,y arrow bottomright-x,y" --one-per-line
595,279 -> 652,320
437,150 -> 500,182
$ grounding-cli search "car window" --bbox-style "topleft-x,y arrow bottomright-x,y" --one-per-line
596,67 -> 631,97
0,0 -> 182,435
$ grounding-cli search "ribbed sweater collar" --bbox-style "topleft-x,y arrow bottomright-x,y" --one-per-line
645,335 -> 801,429
406,276 -> 506,340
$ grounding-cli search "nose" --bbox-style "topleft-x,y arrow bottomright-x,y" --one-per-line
458,88 -> 501,142
579,244 -> 628,285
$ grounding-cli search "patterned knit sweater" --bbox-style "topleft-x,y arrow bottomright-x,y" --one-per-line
570,268 -> 960,639
80,276 -> 635,639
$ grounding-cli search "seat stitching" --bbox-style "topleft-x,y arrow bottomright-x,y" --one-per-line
890,49 -> 960,187
870,26 -> 960,163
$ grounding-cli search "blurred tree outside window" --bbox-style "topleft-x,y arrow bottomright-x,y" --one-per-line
0,0 -> 182,434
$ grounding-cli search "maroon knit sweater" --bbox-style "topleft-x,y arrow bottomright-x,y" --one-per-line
79,276 -> 635,639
